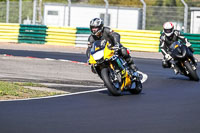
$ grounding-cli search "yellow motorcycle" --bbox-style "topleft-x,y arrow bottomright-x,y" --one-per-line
88,40 -> 143,96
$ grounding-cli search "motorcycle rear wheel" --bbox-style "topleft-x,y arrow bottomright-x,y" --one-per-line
184,61 -> 199,81
101,68 -> 122,96
129,81 -> 142,94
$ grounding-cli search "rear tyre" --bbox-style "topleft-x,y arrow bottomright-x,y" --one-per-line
129,81 -> 142,94
184,61 -> 199,81
101,68 -> 122,96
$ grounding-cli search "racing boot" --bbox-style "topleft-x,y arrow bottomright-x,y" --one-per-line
193,56 -> 198,66
171,64 -> 179,75
195,58 -> 198,66
125,56 -> 140,80
126,57 -> 138,72
91,65 -> 97,74
162,59 -> 171,68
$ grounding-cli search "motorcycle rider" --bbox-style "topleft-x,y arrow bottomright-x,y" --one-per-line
87,18 -> 138,73
160,22 -> 196,74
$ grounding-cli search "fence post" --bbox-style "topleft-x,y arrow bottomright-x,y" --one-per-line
6,0 -> 9,23
140,0 -> 146,30
104,0 -> 109,26
68,0 -> 71,26
181,0 -> 188,33
19,0 -> 22,24
33,0 -> 37,24
38,0 -> 43,24
116,7 -> 119,28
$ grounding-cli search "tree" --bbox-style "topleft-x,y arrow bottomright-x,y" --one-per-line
164,0 -> 177,6
88,0 -> 141,6
154,0 -> 163,6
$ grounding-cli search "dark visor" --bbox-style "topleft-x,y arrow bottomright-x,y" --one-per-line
164,29 -> 172,33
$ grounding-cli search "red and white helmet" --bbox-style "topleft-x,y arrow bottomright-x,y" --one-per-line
163,22 -> 174,37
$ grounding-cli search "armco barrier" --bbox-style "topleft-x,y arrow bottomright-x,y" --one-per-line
0,23 -> 200,55
182,33 -> 200,55
76,27 -> 90,47
18,24 -> 47,44
75,27 -> 160,52
45,26 -> 76,46
0,23 -> 20,43
114,29 -> 160,52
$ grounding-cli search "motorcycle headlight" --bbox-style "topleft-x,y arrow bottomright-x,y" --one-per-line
93,50 -> 104,61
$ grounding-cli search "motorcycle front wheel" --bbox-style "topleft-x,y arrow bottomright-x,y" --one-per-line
184,61 -> 199,81
86,47 -> 91,59
101,68 -> 122,96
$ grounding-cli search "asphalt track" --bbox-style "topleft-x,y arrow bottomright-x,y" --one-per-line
0,49 -> 200,133
0,49 -> 87,62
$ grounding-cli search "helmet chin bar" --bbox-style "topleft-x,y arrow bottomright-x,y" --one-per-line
95,30 -> 102,36
92,27 -> 103,36
165,31 -> 173,37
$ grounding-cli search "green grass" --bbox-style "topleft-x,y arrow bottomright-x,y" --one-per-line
0,81 -> 62,100
14,82 -> 47,87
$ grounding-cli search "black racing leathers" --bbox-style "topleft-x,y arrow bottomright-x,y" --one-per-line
88,27 -> 119,48
160,30 -> 194,68
88,27 -> 137,72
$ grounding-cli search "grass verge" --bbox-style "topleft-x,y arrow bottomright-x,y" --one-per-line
0,81 -> 63,100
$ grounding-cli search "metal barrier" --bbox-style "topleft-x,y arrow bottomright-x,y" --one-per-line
76,27 -> 90,47
18,24 -> 47,44
114,29 -> 160,52
0,23 -> 200,55
0,23 -> 20,42
183,33 -> 200,54
75,27 -> 160,52
45,26 -> 76,46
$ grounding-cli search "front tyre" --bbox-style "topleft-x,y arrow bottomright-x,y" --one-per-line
101,68 -> 122,96
86,47 -> 91,59
184,61 -> 199,81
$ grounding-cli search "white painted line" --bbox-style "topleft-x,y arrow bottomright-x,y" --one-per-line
0,88 -> 107,102
77,62 -> 86,65
58,59 -> 70,62
41,83 -> 103,88
44,58 -> 55,61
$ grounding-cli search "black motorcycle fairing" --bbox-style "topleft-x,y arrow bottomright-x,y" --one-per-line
170,42 -> 194,62
171,43 -> 185,59
90,40 -> 106,55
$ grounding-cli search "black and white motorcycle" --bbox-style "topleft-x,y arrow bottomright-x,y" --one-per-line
167,41 -> 199,81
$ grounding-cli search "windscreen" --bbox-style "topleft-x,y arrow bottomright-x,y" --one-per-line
90,40 -> 106,54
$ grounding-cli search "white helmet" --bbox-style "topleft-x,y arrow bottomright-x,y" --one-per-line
163,22 -> 174,37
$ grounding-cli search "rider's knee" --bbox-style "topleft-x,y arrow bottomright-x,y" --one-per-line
120,47 -> 129,58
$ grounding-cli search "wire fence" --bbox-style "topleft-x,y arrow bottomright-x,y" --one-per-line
0,0 -> 199,33
146,6 -> 185,31
0,1 -> 7,23
0,1 -> 33,24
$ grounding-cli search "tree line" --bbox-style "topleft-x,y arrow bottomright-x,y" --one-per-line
87,0 -> 199,7
0,0 -> 199,7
